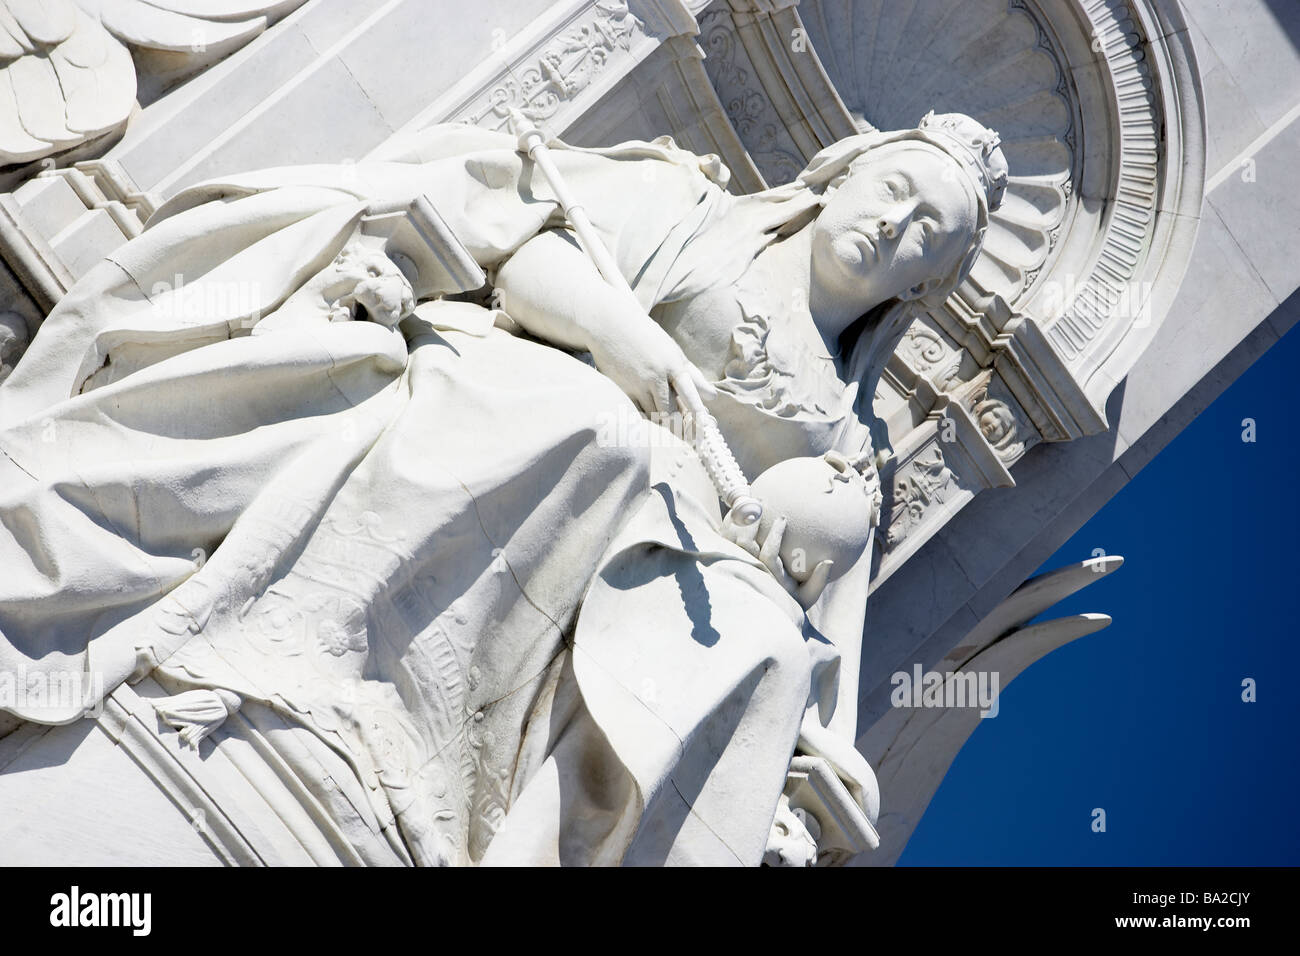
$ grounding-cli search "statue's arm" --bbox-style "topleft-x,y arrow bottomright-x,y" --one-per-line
493,228 -> 637,352
494,229 -> 715,418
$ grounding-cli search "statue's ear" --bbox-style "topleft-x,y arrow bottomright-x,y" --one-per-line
900,277 -> 942,301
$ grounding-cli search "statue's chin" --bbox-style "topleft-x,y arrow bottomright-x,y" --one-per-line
814,251 -> 883,319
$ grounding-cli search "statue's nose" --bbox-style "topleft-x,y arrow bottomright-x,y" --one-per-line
878,203 -> 911,239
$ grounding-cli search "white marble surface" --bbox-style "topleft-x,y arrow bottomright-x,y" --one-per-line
0,109 -> 1015,865
2,0 -> 1294,868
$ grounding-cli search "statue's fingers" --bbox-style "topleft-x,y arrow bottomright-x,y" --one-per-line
671,368 -> 708,423
797,559 -> 834,608
848,450 -> 874,471
721,509 -> 760,555
686,364 -> 718,401
758,515 -> 787,577
653,376 -> 672,419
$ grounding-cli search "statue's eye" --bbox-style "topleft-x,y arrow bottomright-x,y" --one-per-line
877,177 -> 906,202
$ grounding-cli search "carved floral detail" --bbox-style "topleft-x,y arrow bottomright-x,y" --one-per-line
887,447 -> 954,546
474,0 -> 642,125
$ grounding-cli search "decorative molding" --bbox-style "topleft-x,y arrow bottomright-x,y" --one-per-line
560,31 -> 769,193
463,0 -> 646,127
0,193 -> 73,313
392,0 -> 675,142
1046,0 -> 1205,422
0,156 -> 156,328
1040,0 -> 1160,365
698,5 -> 803,186
876,399 -> 1014,568
695,0 -> 857,187
903,323 -> 951,375
887,447 -> 955,548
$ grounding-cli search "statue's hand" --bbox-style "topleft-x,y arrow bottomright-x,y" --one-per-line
720,508 -> 834,610
587,316 -> 716,421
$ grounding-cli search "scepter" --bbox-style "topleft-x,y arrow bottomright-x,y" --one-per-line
508,109 -> 762,527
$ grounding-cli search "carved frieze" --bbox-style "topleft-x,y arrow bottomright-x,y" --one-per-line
464,0 -> 646,127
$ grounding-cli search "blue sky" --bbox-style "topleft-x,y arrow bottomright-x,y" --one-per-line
899,321 -> 1300,866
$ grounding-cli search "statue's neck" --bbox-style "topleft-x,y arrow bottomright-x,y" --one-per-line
757,227 -> 869,352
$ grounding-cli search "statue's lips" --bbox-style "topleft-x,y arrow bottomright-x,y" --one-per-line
848,230 -> 878,265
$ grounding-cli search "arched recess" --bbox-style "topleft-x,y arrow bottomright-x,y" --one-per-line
703,0 -> 1205,578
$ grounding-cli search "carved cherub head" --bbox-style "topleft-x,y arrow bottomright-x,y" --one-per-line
318,241 -> 416,329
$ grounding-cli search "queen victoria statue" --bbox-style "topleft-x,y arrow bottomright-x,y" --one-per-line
0,108 -> 1009,866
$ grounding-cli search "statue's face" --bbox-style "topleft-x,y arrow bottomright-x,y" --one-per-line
811,142 -> 979,314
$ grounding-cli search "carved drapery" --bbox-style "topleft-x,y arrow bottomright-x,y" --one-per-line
0,0 -> 1206,586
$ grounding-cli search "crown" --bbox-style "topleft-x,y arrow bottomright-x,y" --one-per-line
917,111 -> 1009,213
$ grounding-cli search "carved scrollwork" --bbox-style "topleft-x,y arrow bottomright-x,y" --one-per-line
698,7 -> 804,186
887,446 -> 955,547
905,323 -> 948,373
474,0 -> 643,126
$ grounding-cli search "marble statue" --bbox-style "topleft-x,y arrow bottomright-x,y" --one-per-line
0,110 -> 1007,865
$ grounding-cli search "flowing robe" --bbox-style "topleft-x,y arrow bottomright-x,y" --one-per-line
0,126 -> 858,865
